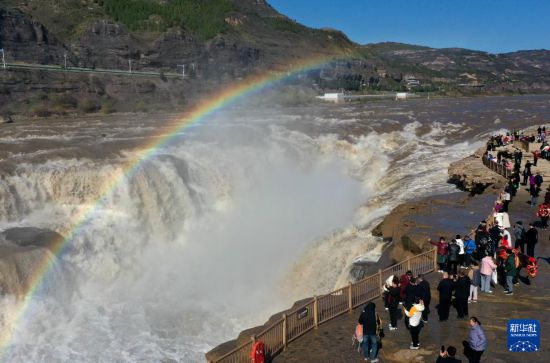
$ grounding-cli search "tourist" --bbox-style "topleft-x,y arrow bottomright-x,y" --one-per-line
455,234 -> 465,268
513,221 -> 526,254
495,210 -> 511,229
474,222 -> 491,259
453,270 -> 470,319
402,297 -> 424,349
494,200 -> 503,213
500,189 -> 511,212
530,185 -> 541,208
463,317 -> 487,363
399,270 -> 413,304
463,235 -> 475,267
504,250 -> 516,295
535,171 -> 543,187
544,186 -> 550,204
488,222 -> 501,256
382,274 -> 397,310
533,150 -> 540,166
430,237 -> 449,272
403,277 -> 418,329
537,203 -> 550,229
467,265 -> 480,303
437,272 -> 453,321
437,346 -> 462,363
416,274 -> 431,323
522,160 -> 532,185
500,226 -> 511,245
447,239 -> 460,275
386,279 -> 400,331
525,222 -> 538,257
480,255 -> 496,293
358,302 -> 381,362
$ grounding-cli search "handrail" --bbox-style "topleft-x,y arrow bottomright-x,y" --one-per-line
482,155 -> 512,179
208,248 -> 437,362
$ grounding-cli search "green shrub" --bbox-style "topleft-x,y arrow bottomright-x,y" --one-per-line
32,104 -> 52,117
135,99 -> 147,112
79,98 -> 100,113
52,93 -> 78,109
100,98 -> 116,114
101,0 -> 235,39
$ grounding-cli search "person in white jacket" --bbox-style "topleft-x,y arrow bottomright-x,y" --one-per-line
455,234 -> 465,267
402,297 -> 425,349
382,274 -> 397,310
494,211 -> 511,229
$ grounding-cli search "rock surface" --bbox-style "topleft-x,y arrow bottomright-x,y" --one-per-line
0,227 -> 67,296
448,147 -> 507,193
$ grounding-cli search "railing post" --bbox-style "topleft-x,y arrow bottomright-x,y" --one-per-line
433,248 -> 438,271
378,269 -> 383,296
348,283 -> 353,313
407,256 -> 411,271
313,296 -> 318,329
282,314 -> 287,349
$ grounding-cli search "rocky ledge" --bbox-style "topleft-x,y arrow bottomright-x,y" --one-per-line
447,147 -> 508,193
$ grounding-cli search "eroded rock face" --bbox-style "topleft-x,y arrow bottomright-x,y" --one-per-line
0,8 -> 65,64
448,148 -> 507,193
0,227 -> 74,297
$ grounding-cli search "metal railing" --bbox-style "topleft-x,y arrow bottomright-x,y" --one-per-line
209,248 -> 437,362
482,155 -> 512,179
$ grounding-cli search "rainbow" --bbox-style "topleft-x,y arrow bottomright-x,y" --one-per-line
0,53 -> 343,356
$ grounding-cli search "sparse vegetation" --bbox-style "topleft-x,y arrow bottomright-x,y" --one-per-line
51,93 -> 78,109
98,0 -> 235,39
100,97 -> 116,114
79,97 -> 101,113
264,17 -> 305,33
31,104 -> 52,117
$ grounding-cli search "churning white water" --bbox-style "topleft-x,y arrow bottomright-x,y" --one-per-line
1,95 -> 549,362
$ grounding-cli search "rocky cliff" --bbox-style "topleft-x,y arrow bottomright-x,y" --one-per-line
1,1 -> 549,117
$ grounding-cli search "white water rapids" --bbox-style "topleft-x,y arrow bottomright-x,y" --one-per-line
0,95 -> 548,361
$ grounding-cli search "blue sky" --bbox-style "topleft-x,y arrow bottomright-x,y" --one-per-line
268,0 -> 550,53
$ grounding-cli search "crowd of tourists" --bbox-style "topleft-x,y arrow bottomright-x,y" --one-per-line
355,128 -> 544,363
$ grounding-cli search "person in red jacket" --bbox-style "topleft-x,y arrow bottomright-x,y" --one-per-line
429,237 -> 449,273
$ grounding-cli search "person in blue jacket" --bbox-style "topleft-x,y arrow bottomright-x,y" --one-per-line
462,317 -> 487,363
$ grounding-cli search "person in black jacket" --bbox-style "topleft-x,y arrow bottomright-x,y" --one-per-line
358,302 -> 381,362
488,223 -> 501,256
453,270 -> 471,319
448,240 -> 460,275
437,272 -> 454,322
387,280 -> 400,331
403,277 -> 418,329
436,346 -> 462,363
525,222 -> 538,257
416,274 -> 431,323
474,222 -> 491,260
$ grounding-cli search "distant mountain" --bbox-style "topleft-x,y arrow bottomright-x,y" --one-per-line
0,0 -> 549,117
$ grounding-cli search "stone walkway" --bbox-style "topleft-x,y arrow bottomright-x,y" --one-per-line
273,150 -> 550,363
